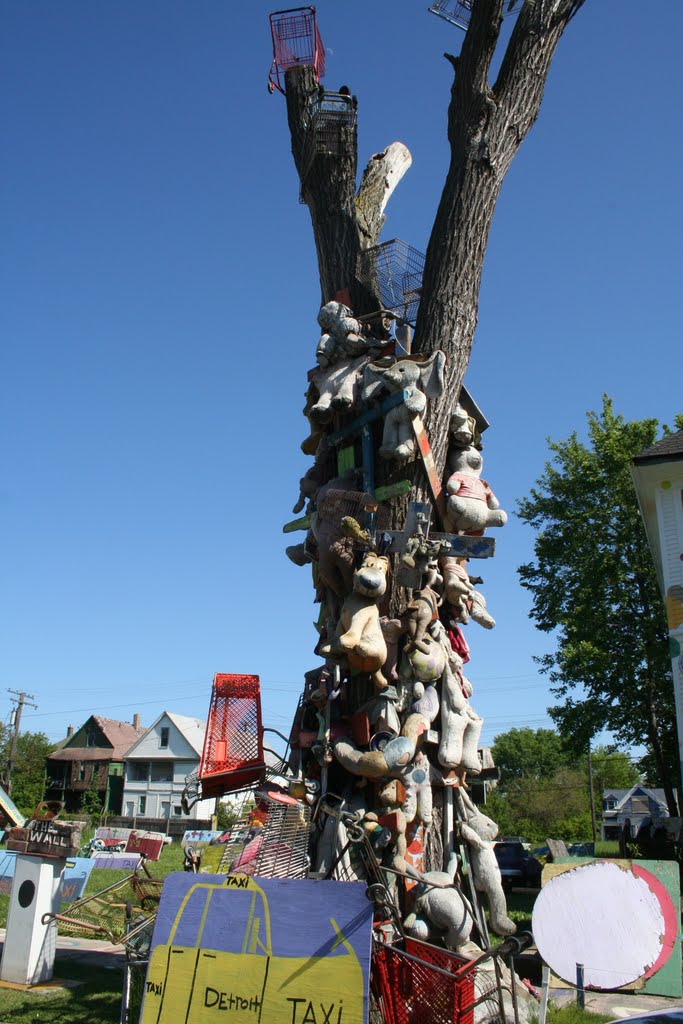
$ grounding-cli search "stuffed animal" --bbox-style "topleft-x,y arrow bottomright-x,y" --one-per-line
401,560 -> 443,653
449,403 -> 479,449
320,550 -> 390,690
405,853 -> 473,950
457,791 -> 517,937
363,353 -> 446,461
445,446 -> 507,535
315,301 -> 370,367
440,555 -> 496,629
309,355 -> 369,423
437,642 -> 483,774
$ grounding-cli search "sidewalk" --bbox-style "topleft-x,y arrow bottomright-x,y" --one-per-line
0,928 -> 126,978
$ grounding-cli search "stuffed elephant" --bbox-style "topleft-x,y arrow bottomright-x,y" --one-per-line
458,790 -> 517,937
363,352 -> 446,461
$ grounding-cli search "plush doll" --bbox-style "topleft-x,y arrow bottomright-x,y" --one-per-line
445,446 -> 508,535
315,301 -> 376,368
309,355 -> 369,423
437,640 -> 483,774
404,853 -> 473,950
401,560 -> 443,653
439,555 -> 496,629
457,790 -> 517,937
363,352 -> 446,461
400,750 -> 433,827
320,550 -> 390,691
448,403 -> 479,449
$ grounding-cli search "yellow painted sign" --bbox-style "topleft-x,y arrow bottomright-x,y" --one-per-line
140,874 -> 372,1023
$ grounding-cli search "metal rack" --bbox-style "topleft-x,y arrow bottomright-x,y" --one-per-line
356,239 -> 425,325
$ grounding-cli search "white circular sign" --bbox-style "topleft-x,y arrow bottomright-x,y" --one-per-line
532,861 -> 666,989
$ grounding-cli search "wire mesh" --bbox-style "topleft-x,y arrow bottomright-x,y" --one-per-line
199,673 -> 266,797
428,0 -> 473,30
218,789 -> 311,879
45,874 -> 163,944
428,0 -> 523,30
315,488 -> 389,542
300,91 -> 358,199
269,6 -> 325,94
356,239 -> 425,324
371,938 -> 476,1024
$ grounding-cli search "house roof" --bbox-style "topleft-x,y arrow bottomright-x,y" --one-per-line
48,716 -> 145,763
633,429 -> 683,466
123,710 -> 206,759
603,784 -> 672,811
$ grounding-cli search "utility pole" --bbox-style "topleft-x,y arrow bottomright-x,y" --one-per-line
587,741 -> 598,844
5,689 -> 38,795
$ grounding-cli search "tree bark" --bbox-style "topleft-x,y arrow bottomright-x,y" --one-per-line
413,0 -> 586,476
284,67 -> 412,314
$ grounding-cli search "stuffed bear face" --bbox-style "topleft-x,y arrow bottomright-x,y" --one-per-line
449,444 -> 484,476
353,551 -> 390,598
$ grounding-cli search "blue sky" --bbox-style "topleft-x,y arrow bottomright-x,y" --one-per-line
2,1 -> 681,756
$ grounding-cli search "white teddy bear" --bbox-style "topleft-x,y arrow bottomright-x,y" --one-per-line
445,446 -> 507,535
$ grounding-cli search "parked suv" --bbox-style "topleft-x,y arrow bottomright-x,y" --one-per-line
494,840 -> 542,889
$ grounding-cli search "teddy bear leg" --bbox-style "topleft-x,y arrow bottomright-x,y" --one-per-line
470,593 -> 495,629
486,509 -> 508,528
476,874 -> 517,937
461,713 -> 483,773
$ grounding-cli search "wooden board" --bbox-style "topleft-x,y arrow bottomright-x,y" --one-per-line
139,874 -> 373,1024
535,859 -> 681,996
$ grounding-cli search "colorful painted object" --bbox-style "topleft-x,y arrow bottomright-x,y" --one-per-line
140,874 -> 373,1024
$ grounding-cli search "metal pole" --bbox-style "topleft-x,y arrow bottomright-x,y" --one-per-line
576,963 -> 585,1008
539,964 -> 550,1024
587,742 -> 598,844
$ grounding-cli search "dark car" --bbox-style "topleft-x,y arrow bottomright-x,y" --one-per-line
494,841 -> 542,889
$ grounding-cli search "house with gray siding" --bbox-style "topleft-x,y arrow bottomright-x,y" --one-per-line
122,711 -> 215,822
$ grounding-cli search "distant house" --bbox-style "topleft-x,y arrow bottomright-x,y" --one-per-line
601,784 -> 673,840
121,711 -> 215,822
46,715 -> 145,813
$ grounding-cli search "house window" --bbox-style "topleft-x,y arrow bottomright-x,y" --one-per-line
78,762 -> 86,782
128,761 -> 149,782
631,797 -> 649,814
174,805 -> 182,816
160,727 -> 169,749
86,731 -> 96,748
139,796 -> 146,815
151,761 -> 173,783
605,797 -> 617,810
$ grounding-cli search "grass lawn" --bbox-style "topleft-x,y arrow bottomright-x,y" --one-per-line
0,960 -> 123,1023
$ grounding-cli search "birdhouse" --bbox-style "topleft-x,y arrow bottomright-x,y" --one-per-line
268,6 -> 325,95
356,238 -> 425,325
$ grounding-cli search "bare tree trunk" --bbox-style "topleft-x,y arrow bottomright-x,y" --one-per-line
413,0 -> 586,475
284,67 -> 412,314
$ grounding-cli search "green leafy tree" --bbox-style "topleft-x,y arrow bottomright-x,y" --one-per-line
517,398 -> 679,814
1,730 -> 53,814
488,728 -> 641,843
80,779 -> 104,818
491,727 -> 572,789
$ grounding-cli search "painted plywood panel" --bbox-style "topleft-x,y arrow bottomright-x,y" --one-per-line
140,873 -> 373,1024
534,859 -> 681,996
